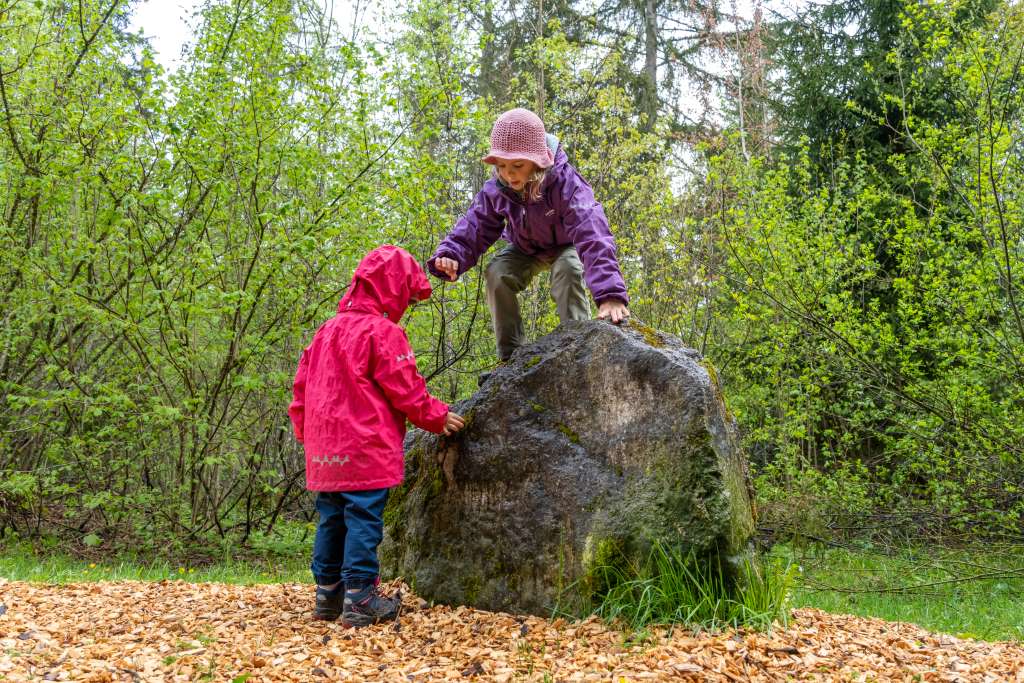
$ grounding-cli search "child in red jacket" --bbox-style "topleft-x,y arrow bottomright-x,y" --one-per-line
289,245 -> 464,627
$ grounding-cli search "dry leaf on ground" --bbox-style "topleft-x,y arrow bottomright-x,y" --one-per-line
1,578 -> 1021,681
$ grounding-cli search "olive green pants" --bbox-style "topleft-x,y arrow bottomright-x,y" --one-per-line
485,244 -> 591,361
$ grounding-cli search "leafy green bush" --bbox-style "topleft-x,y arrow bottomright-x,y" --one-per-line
716,1 -> 1024,540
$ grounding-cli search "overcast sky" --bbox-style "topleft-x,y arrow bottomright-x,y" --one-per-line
128,0 -> 200,71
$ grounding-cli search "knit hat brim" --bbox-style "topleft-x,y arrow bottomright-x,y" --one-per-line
481,148 -> 554,169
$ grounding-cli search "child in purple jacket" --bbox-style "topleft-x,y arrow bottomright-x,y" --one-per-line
428,108 -> 630,365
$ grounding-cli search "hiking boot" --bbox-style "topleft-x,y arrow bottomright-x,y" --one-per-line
312,584 -> 344,621
341,579 -> 400,628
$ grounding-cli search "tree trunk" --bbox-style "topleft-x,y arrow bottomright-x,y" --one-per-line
641,0 -> 658,131
480,5 -> 502,101
536,0 -> 545,119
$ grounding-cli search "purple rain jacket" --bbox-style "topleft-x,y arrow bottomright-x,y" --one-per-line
427,136 -> 629,305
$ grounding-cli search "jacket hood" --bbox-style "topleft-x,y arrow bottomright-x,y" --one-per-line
338,245 -> 433,321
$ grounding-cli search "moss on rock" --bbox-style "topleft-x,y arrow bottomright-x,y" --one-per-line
632,322 -> 665,348
556,422 -> 580,444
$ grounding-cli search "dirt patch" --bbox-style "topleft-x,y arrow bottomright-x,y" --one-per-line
0,578 -> 1021,681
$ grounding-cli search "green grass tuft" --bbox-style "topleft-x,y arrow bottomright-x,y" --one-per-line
581,541 -> 794,633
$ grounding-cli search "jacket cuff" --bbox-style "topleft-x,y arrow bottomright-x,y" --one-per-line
426,252 -> 457,279
426,402 -> 449,434
595,294 -> 630,306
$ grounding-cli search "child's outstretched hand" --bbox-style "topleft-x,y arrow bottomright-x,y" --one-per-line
598,300 -> 631,324
443,411 -> 466,435
435,257 -> 459,282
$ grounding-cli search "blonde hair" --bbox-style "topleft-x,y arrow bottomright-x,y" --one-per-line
524,168 -> 547,202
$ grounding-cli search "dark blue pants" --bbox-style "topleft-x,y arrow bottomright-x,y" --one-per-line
310,489 -> 389,589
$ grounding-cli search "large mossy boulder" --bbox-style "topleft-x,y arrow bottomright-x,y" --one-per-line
379,319 -> 755,616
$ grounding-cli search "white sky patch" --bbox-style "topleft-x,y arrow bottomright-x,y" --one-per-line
128,0 -> 201,72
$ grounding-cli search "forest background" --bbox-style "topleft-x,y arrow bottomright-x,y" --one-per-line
0,0 -> 1021,585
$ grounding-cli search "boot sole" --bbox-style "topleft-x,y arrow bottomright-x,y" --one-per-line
341,612 -> 396,628
312,611 -> 341,621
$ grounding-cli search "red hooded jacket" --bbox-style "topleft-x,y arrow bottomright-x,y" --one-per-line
288,246 -> 450,492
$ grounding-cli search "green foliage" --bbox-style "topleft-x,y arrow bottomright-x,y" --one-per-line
768,0 -> 998,168
0,0 -> 678,549
1,0 -> 1022,554
0,0 -> 470,549
696,1 -> 1024,539
704,131 -> 1024,535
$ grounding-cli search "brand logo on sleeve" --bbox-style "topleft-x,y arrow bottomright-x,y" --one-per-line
396,353 -> 415,362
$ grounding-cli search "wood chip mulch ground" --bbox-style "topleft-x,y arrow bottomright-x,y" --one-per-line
1,578 -> 1022,682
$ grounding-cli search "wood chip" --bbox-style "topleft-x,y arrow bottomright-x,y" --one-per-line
0,582 -> 1021,681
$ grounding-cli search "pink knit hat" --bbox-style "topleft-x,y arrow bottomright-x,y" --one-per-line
481,108 -> 555,169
